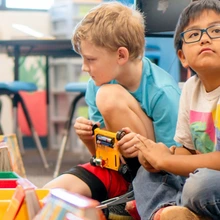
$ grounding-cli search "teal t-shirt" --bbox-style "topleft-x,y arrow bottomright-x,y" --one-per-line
85,57 -> 181,147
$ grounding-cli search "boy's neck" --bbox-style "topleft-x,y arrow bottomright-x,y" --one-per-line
198,72 -> 220,92
117,59 -> 143,92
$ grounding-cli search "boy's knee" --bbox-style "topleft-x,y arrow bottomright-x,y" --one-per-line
182,168 -> 214,205
96,84 -> 127,113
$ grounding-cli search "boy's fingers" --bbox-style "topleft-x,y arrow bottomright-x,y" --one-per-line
134,143 -> 146,152
136,134 -> 152,145
136,134 -> 149,143
136,134 -> 151,147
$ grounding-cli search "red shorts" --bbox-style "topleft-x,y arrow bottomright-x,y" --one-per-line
79,163 -> 129,199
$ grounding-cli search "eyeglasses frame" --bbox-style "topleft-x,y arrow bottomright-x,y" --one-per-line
180,24 -> 220,44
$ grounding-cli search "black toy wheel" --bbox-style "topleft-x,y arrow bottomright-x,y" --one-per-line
116,130 -> 126,140
90,156 -> 96,166
92,124 -> 99,135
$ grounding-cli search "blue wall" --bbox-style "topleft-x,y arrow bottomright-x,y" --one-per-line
146,37 -> 180,82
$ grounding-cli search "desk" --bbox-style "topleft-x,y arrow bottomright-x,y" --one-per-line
0,39 -> 80,148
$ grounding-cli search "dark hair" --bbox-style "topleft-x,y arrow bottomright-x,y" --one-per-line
174,0 -> 220,53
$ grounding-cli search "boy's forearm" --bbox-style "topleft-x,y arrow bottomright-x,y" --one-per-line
161,151 -> 220,177
173,146 -> 196,155
161,154 -> 198,176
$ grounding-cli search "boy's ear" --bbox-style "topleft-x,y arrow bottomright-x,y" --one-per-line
178,49 -> 189,68
117,47 -> 129,64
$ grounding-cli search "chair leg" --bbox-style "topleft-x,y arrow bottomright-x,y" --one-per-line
17,125 -> 25,155
53,92 -> 85,178
15,93 -> 49,169
0,99 -> 4,135
12,107 -> 25,155
16,127 -> 25,155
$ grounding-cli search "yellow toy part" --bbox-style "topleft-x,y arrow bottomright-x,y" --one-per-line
91,125 -> 126,172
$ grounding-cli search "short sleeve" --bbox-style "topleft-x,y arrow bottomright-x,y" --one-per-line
151,85 -> 180,147
174,83 -> 195,149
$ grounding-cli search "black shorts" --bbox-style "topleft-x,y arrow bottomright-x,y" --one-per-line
64,166 -> 108,202
63,162 -> 130,202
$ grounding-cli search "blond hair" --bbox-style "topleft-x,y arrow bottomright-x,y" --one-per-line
72,1 -> 145,60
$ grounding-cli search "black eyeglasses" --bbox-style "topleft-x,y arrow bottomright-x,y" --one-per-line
180,24 -> 220,44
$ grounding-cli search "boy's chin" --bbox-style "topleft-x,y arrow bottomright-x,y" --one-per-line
94,81 -> 111,87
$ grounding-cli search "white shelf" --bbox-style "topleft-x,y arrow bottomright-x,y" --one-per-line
49,0 -> 100,38
50,58 -> 82,65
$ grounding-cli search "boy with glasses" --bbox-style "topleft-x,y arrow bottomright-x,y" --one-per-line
133,0 -> 220,219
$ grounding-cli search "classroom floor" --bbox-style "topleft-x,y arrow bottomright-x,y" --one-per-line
23,146 -> 91,188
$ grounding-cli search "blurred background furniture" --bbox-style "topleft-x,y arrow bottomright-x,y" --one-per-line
48,0 -> 100,151
0,99 -> 3,134
0,81 -> 49,169
0,39 -> 80,151
53,82 -> 87,177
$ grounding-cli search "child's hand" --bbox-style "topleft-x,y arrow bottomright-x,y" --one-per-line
134,134 -> 172,171
117,127 -> 139,158
74,117 -> 98,140
138,151 -> 160,173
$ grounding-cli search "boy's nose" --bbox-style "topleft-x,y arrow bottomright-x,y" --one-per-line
200,32 -> 211,44
82,63 -> 89,72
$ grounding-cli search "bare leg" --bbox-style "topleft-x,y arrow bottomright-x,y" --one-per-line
43,174 -> 92,198
96,84 -> 155,140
